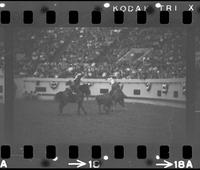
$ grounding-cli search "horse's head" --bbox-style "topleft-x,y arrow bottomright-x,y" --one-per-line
79,84 -> 91,96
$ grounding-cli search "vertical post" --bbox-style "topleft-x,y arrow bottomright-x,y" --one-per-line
4,26 -> 14,144
185,27 -> 195,143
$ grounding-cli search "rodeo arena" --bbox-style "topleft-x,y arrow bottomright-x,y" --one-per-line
1,27 -> 199,145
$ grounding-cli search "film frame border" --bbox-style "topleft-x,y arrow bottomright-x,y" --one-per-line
0,0 -> 199,168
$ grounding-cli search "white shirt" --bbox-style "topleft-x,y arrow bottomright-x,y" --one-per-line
107,77 -> 116,85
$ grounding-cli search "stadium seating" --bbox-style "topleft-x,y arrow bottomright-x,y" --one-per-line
1,27 -> 187,79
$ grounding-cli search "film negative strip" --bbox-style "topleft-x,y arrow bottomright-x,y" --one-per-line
0,1 -> 200,168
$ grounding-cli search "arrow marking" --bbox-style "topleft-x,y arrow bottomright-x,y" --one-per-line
68,159 -> 87,168
156,160 -> 173,168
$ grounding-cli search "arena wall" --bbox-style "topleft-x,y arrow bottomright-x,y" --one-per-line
0,77 -> 186,107
13,77 -> 186,108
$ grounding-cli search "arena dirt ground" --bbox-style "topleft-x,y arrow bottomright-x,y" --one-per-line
0,99 -> 189,144
0,99 -> 200,168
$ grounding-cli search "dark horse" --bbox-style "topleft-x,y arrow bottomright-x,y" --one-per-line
110,83 -> 126,108
96,83 -> 127,113
55,84 -> 91,115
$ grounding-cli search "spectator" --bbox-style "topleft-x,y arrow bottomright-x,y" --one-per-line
0,27 -> 187,79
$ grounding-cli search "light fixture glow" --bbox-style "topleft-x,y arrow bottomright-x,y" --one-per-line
0,3 -> 6,8
104,3 -> 110,8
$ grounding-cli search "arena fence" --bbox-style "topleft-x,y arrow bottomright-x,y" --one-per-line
11,77 -> 186,108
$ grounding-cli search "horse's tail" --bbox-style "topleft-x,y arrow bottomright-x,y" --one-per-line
120,83 -> 124,90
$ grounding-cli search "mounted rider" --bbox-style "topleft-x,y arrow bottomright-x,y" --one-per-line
108,76 -> 121,95
64,72 -> 84,100
69,72 -> 84,94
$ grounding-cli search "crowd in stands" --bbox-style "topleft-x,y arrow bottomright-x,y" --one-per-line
0,27 -> 187,79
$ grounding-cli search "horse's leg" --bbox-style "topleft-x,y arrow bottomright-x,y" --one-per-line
103,105 -> 105,112
103,105 -> 108,113
112,102 -> 115,112
112,101 -> 116,112
108,105 -> 111,114
113,101 -> 117,111
77,100 -> 86,115
58,102 -> 64,115
121,99 -> 125,107
78,95 -> 87,115
105,105 -> 110,114
77,102 -> 81,115
80,102 -> 87,115
119,99 -> 126,110
98,104 -> 101,114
